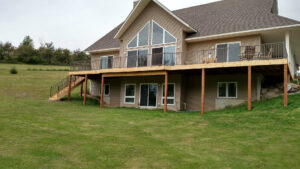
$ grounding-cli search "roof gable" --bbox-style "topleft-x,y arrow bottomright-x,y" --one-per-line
114,0 -> 197,39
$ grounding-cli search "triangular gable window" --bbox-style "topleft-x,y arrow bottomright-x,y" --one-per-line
128,22 -> 150,48
152,21 -> 176,45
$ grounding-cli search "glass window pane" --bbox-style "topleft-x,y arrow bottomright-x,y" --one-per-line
228,43 -> 241,62
152,48 -> 163,66
125,85 -> 135,96
127,51 -> 137,68
152,22 -> 163,45
107,56 -> 113,68
165,31 -> 176,43
217,44 -> 227,62
228,83 -> 237,97
148,84 -> 157,107
218,83 -> 227,97
104,85 -> 110,95
125,98 -> 134,103
138,23 -> 149,46
101,57 -> 108,69
164,46 -> 176,66
138,50 -> 148,67
167,99 -> 174,104
162,84 -> 174,97
128,36 -> 137,48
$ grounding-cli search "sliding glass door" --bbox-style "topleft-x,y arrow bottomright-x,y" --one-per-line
216,42 -> 240,62
140,84 -> 157,107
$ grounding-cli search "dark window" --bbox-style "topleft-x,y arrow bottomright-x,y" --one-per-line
152,47 -> 163,66
127,51 -> 138,68
218,82 -> 237,98
162,84 -> 175,105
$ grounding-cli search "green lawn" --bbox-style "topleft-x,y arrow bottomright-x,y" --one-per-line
0,63 -> 300,169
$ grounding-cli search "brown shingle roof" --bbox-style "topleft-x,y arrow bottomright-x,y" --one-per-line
85,0 -> 299,52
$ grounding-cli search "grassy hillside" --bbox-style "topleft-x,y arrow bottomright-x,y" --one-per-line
0,63 -> 299,169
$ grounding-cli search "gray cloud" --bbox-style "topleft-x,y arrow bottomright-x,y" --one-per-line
0,0 -> 299,50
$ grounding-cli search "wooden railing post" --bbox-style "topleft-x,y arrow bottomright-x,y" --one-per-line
201,68 -> 205,115
248,66 -> 252,110
284,64 -> 288,107
100,74 -> 104,108
83,74 -> 88,106
80,82 -> 83,98
164,71 -> 168,113
68,75 -> 72,101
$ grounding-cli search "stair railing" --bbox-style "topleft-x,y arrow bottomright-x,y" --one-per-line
50,76 -> 80,98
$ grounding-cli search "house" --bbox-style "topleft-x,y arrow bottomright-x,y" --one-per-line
50,0 -> 300,114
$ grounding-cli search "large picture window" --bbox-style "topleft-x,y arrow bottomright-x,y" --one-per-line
125,84 -> 136,104
152,21 -> 176,45
127,49 -> 148,68
128,22 -> 150,48
162,83 -> 175,105
217,82 -> 237,98
151,46 -> 176,66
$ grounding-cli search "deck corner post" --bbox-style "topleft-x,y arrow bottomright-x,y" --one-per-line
80,82 -> 83,98
284,64 -> 288,107
164,71 -> 168,113
100,74 -> 104,108
201,68 -> 205,115
248,66 -> 252,111
83,74 -> 88,106
68,75 -> 72,101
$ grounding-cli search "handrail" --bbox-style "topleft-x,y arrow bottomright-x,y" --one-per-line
70,42 -> 286,72
49,76 -> 80,97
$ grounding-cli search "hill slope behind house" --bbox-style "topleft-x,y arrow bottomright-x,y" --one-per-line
0,63 -> 299,169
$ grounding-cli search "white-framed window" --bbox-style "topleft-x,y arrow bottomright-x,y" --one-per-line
124,84 -> 136,104
161,83 -> 175,105
151,45 -> 176,66
152,20 -> 176,45
216,42 -> 241,62
100,56 -> 113,69
127,49 -> 148,68
217,82 -> 238,98
100,84 -> 110,96
128,22 -> 150,48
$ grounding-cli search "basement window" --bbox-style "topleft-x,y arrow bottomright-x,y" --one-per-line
161,83 -> 175,105
125,84 -> 136,104
100,84 -> 110,96
217,82 -> 237,98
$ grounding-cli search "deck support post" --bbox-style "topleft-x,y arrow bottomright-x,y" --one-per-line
164,71 -> 168,113
80,83 -> 83,98
100,74 -> 104,108
68,75 -> 72,101
248,66 -> 252,110
201,68 -> 205,115
284,64 -> 288,107
83,74 -> 88,106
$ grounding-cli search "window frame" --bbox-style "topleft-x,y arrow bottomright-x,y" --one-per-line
126,48 -> 149,68
217,82 -> 238,99
127,22 -> 150,49
124,84 -> 136,104
151,20 -> 177,46
151,45 -> 176,66
161,83 -> 176,106
100,55 -> 114,69
139,83 -> 158,108
215,41 -> 241,62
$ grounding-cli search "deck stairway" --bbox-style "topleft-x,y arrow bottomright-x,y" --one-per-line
49,76 -> 85,101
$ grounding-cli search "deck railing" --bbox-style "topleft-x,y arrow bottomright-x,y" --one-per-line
50,76 -> 80,97
70,42 -> 286,71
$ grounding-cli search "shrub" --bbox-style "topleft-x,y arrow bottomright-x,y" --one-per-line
10,67 -> 18,74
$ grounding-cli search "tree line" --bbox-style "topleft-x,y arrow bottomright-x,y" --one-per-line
0,36 -> 90,65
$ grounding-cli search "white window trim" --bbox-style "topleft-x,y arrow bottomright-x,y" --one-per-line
151,45 -> 176,66
151,20 -> 177,46
127,21 -> 150,49
161,83 -> 175,106
126,48 -> 149,68
124,84 -> 136,104
217,82 -> 238,99
139,83 -> 158,108
215,41 -> 241,62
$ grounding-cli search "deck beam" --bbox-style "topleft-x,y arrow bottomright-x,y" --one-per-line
201,68 -> 205,115
284,64 -> 288,107
164,71 -> 168,113
248,66 -> 252,110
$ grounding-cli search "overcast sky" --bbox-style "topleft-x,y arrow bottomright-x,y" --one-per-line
0,0 -> 299,51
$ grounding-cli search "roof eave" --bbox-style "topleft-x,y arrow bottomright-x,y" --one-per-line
86,48 -> 120,54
